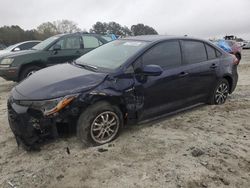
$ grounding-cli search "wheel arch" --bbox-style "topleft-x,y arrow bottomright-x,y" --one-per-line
18,61 -> 46,81
223,75 -> 233,93
82,91 -> 136,124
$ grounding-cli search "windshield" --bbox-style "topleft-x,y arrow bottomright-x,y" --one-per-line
32,36 -> 59,50
75,40 -> 148,71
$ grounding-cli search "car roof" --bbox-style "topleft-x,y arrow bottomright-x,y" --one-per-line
122,35 -> 208,42
54,32 -> 106,38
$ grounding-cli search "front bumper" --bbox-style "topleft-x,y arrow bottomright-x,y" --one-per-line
7,100 -> 58,150
7,97 -> 81,151
0,66 -> 19,81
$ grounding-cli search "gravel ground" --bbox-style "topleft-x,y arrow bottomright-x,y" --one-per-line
0,50 -> 249,188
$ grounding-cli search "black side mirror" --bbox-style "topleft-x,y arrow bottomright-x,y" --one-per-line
53,44 -> 61,51
141,64 -> 163,76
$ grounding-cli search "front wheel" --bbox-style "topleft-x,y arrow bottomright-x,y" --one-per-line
77,101 -> 123,147
19,65 -> 41,81
209,79 -> 229,105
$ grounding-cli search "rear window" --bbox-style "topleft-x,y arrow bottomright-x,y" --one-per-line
182,40 -> 207,64
205,44 -> 217,60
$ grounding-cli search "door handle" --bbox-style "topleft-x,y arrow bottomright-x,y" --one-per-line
178,72 -> 189,77
210,64 -> 218,69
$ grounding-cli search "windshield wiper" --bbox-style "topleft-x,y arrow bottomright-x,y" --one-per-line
74,62 -> 98,71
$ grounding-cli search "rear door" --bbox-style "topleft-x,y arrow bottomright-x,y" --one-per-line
47,35 -> 82,65
180,40 -> 219,101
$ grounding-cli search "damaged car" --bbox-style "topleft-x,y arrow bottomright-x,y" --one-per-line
7,35 -> 238,151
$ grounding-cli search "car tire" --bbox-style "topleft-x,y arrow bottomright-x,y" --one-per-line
209,78 -> 230,105
77,101 -> 123,147
19,65 -> 41,81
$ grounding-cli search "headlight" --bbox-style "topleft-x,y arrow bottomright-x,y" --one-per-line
0,58 -> 14,68
18,94 -> 78,116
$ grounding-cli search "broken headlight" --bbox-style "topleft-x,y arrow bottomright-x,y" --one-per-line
18,94 -> 79,116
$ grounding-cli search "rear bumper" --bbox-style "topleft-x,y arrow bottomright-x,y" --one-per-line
0,67 -> 19,81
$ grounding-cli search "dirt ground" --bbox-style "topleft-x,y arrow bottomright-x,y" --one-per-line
0,51 -> 249,188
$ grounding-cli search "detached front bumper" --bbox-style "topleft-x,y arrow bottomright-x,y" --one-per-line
7,100 -> 58,151
0,66 -> 19,81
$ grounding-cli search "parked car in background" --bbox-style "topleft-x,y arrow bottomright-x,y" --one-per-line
0,41 -> 41,56
214,40 -> 242,63
0,33 -> 108,81
7,35 -> 238,150
243,41 -> 250,49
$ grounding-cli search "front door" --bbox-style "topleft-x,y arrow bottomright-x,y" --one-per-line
48,35 -> 83,65
133,40 -> 191,121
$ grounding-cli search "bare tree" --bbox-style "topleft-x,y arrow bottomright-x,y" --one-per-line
53,20 -> 81,33
37,22 -> 58,37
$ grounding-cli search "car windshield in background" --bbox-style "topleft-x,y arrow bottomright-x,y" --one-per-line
32,36 -> 59,50
75,40 -> 148,71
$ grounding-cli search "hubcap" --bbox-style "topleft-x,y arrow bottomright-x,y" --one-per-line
90,111 -> 119,144
215,82 -> 229,104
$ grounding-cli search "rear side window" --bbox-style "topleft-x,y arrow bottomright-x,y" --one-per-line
182,40 -> 207,64
82,36 -> 101,48
205,44 -> 217,59
142,40 -> 182,69
216,50 -> 222,57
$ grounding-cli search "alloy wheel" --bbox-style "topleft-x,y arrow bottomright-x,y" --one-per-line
90,111 -> 119,144
215,82 -> 229,104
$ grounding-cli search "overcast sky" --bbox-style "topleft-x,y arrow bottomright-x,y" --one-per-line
1,0 -> 250,39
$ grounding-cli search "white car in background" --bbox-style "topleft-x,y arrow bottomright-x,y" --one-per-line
0,40 -> 41,56
243,41 -> 250,49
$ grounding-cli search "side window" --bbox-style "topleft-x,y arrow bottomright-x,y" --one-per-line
52,36 -> 81,50
142,40 -> 182,69
216,50 -> 222,57
82,36 -> 100,48
205,44 -> 217,60
18,42 -> 38,50
182,41 -> 207,64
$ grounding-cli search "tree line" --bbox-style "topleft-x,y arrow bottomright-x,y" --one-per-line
0,20 -> 158,47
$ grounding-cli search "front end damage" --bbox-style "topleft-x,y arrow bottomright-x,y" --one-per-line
7,96 -> 82,151
7,72 -> 144,151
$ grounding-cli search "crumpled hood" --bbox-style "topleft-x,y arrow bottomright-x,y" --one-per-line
14,63 -> 107,100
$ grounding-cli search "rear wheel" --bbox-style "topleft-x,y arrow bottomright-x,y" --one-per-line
77,101 -> 123,147
209,79 -> 229,105
19,65 -> 41,81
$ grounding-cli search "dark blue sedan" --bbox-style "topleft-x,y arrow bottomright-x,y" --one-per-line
8,35 -> 238,150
